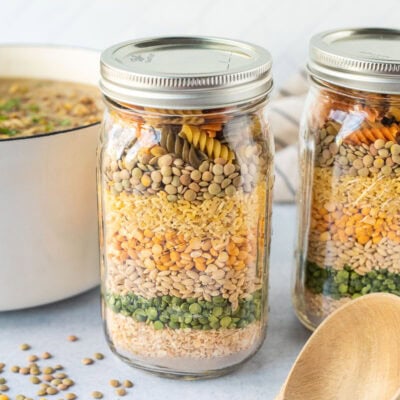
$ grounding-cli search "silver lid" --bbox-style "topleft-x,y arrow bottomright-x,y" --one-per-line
100,36 -> 272,109
308,28 -> 400,94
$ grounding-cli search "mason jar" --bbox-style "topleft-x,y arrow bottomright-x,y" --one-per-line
98,37 -> 274,378
294,28 -> 400,330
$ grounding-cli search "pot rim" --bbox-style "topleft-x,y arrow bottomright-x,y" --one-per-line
0,42 -> 101,143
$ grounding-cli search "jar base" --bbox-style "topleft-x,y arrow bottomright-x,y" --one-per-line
103,308 -> 267,379
293,289 -> 353,331
293,305 -> 317,332
105,329 -> 266,380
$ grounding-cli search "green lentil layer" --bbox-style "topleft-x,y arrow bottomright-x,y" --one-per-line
105,291 -> 262,330
306,261 -> 400,299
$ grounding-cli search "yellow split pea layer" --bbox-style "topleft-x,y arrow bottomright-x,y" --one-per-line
310,167 -> 400,245
104,183 -> 267,272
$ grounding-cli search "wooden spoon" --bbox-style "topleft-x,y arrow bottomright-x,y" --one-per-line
277,293 -> 400,400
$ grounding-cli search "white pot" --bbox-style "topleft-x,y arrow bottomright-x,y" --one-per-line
0,45 -> 101,310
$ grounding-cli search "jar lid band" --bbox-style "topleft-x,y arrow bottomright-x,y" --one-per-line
308,28 -> 400,94
100,36 -> 273,109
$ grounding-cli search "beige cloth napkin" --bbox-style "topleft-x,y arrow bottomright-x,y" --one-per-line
271,71 -> 309,202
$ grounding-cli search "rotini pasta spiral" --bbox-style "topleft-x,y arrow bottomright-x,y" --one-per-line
343,123 -> 400,145
160,126 -> 207,168
144,108 -> 205,125
389,107 -> 400,122
179,124 -> 235,162
200,123 -> 223,138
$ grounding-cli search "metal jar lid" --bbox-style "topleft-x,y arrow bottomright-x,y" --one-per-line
308,28 -> 400,94
100,36 -> 272,109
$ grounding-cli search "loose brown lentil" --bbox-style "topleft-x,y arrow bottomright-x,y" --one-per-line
30,376 -> 41,384
116,388 -> 127,396
109,379 -> 120,388
43,367 -> 54,374
57,383 -> 68,390
20,344 -> 31,351
30,367 -> 40,375
42,374 -> 53,382
10,366 -> 20,373
62,378 -> 74,386
28,355 -> 38,362
82,358 -> 94,365
65,394 -> 77,400
29,367 -> 40,375
67,335 -> 78,342
41,352 -> 52,360
94,353 -> 104,360
91,392 -> 103,399
123,379 -> 134,388
19,367 -> 30,375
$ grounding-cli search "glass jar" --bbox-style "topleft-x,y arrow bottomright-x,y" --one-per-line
98,37 -> 274,378
294,28 -> 400,330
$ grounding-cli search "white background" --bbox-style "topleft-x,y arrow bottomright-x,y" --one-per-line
1,0 -> 399,86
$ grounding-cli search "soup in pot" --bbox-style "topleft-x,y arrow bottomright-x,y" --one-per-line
0,78 -> 102,139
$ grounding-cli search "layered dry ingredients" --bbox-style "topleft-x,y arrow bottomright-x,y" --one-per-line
302,90 -> 400,322
100,106 -> 272,371
0,78 -> 102,139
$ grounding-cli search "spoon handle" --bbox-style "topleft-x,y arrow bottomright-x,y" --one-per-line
390,387 -> 400,400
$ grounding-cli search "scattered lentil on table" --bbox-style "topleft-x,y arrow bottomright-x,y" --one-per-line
0,338 -> 135,396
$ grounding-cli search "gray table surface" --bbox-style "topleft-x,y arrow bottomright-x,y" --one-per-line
0,204 -> 310,399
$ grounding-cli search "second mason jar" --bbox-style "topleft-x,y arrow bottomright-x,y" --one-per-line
98,37 -> 274,378
294,28 -> 400,330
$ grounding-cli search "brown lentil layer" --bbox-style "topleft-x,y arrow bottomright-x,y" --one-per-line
104,146 -> 264,202
314,123 -> 400,178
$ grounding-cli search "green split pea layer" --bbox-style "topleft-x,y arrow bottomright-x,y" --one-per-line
306,260 -> 400,299
105,290 -> 262,331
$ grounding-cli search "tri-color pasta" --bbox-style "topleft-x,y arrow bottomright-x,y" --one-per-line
160,125 -> 207,168
342,123 -> 400,145
144,108 -> 205,125
179,124 -> 235,162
